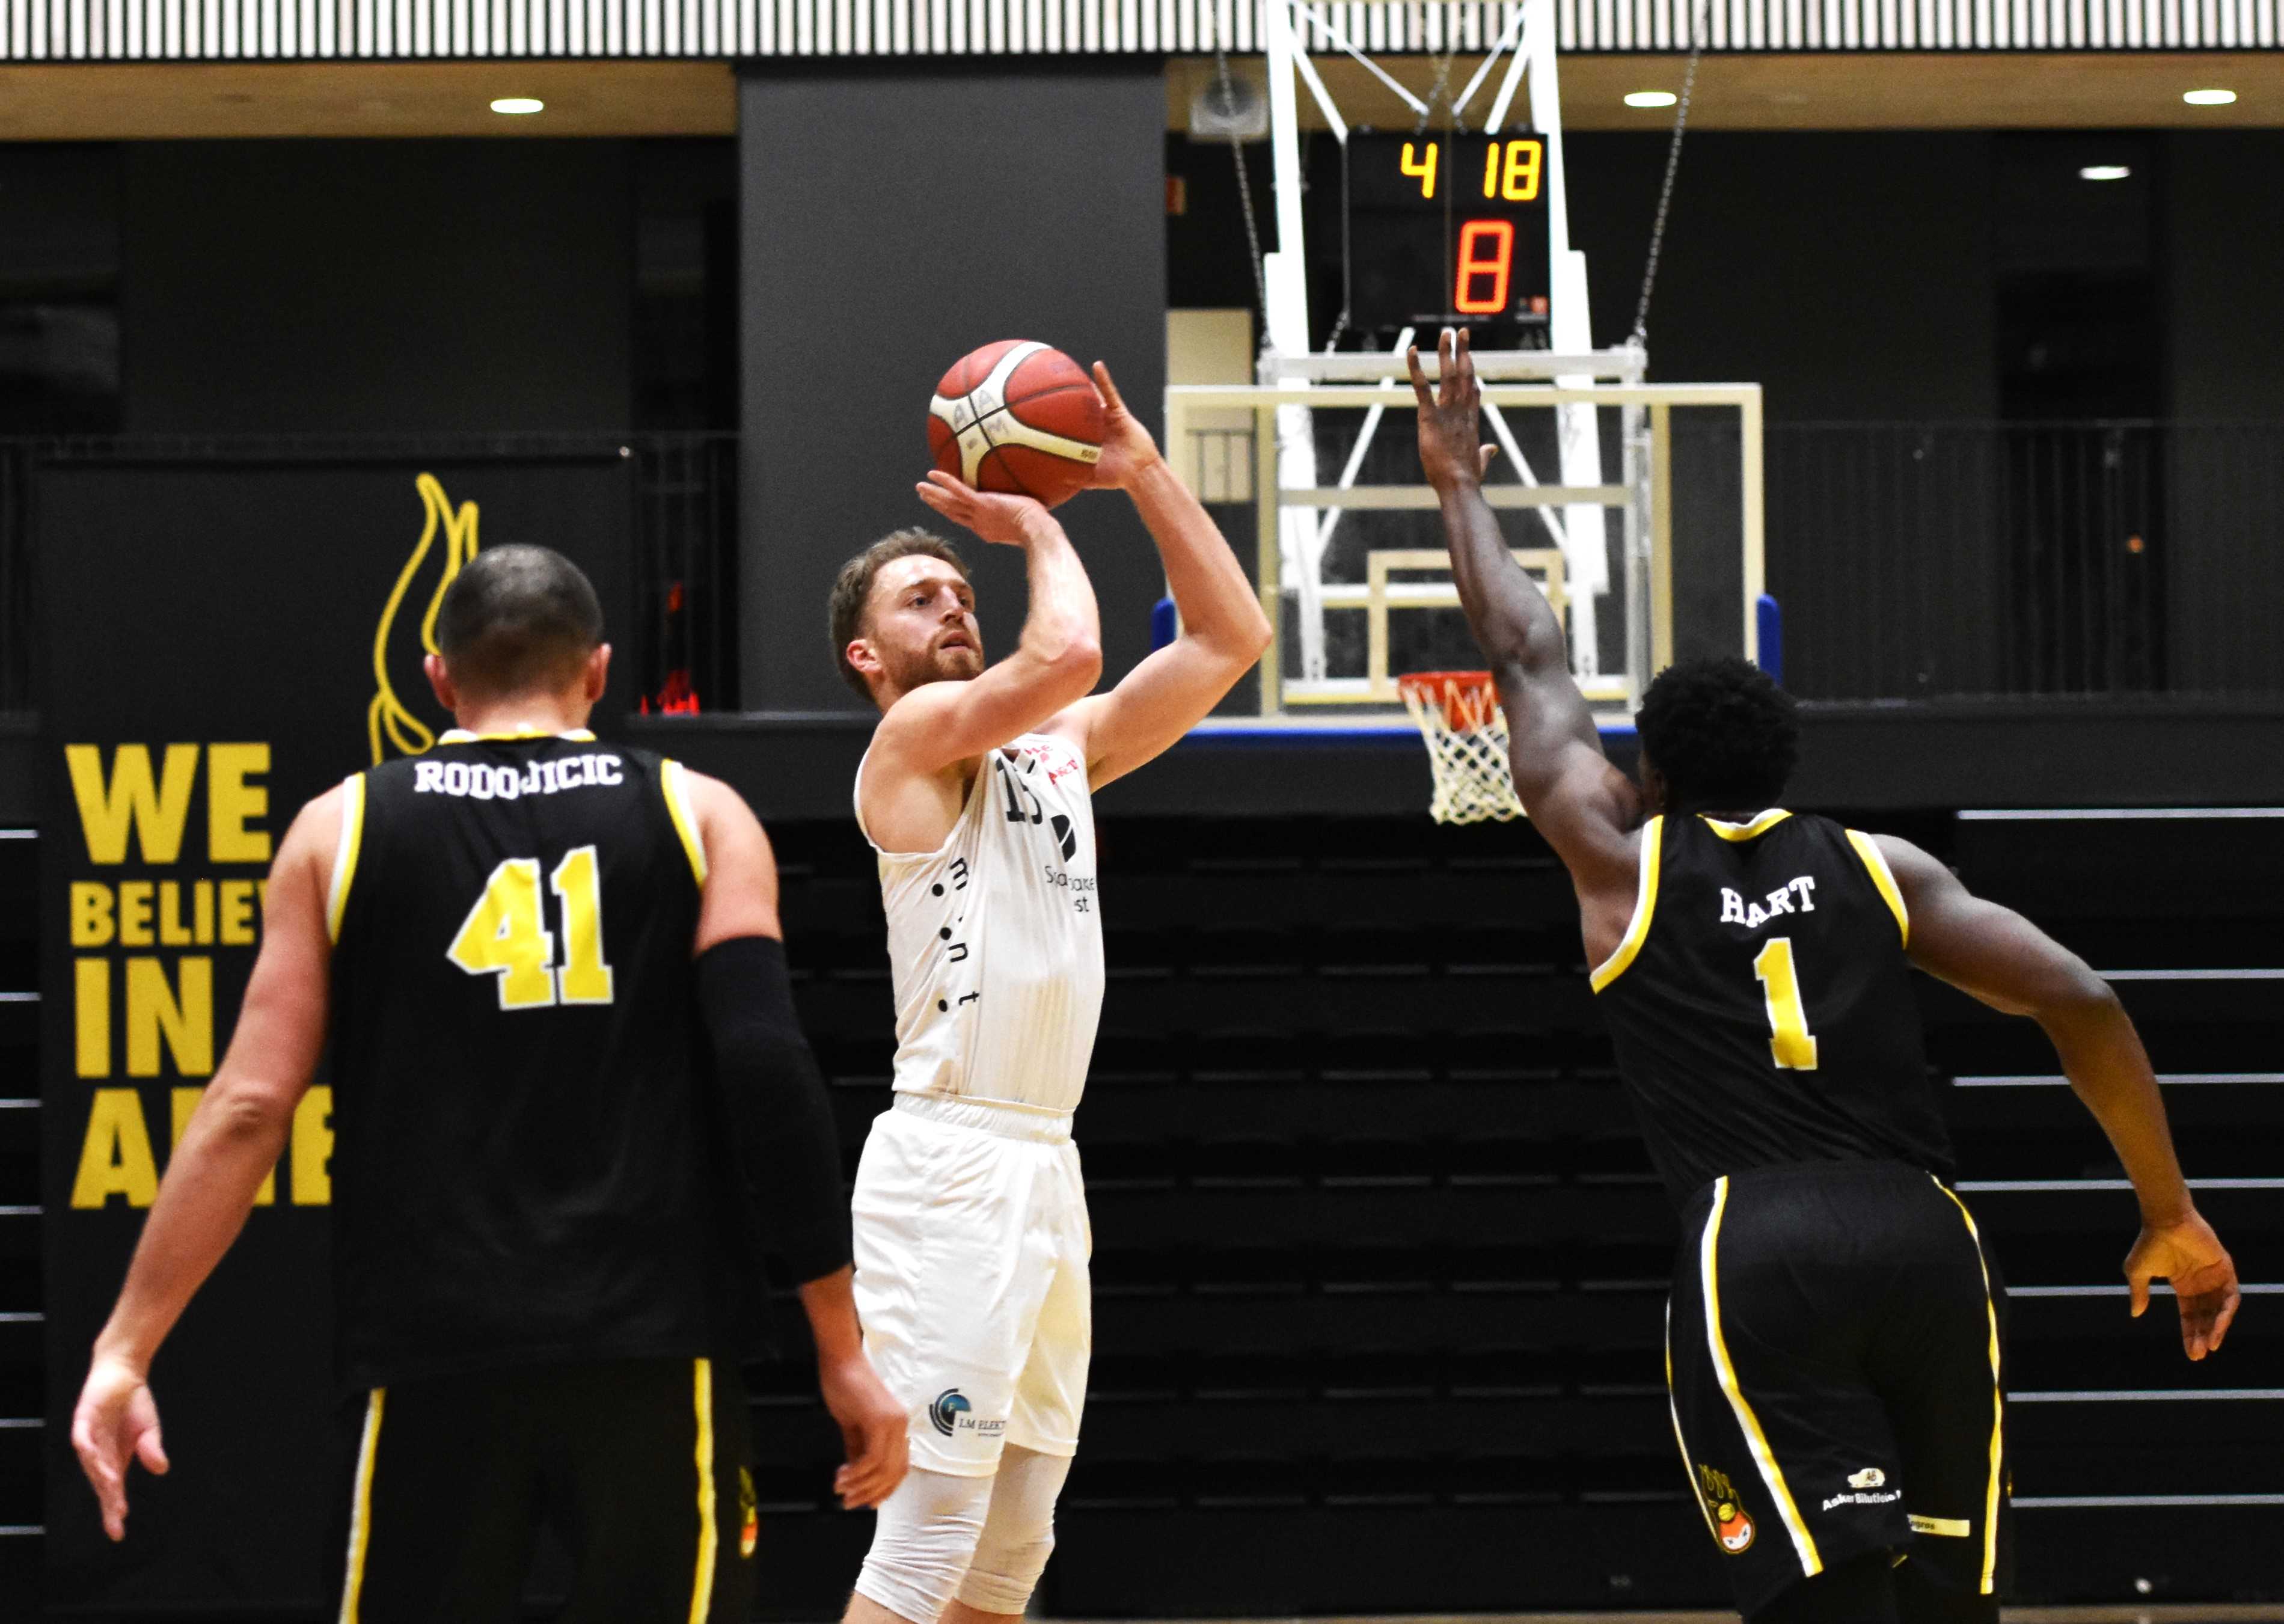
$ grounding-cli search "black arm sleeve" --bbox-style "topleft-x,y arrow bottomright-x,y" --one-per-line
694,935 -> 854,1286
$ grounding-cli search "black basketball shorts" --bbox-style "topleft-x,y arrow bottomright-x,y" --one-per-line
332,1355 -> 759,1624
1665,1160 -> 2012,1618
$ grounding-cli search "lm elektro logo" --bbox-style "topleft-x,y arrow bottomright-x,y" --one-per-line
929,1388 -> 1006,1442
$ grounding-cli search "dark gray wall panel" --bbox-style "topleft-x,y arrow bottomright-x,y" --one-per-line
739,64 -> 1168,712
123,140 -> 632,433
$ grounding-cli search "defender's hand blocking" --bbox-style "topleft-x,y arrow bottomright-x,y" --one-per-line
914,471 -> 1055,548
1407,327 -> 1500,491
71,1352 -> 170,1541
2125,1212 -> 2242,1361
1084,361 -> 1163,492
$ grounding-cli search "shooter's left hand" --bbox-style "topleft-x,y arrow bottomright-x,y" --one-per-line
1086,361 -> 1164,491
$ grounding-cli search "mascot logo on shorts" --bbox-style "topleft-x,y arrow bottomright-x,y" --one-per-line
1696,1463 -> 1757,1555
737,1466 -> 759,1559
930,1388 -> 972,1438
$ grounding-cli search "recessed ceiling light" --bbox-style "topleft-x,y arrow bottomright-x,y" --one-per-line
2080,165 -> 2131,181
490,97 -> 545,115
2182,88 -> 2237,105
1624,90 -> 1679,108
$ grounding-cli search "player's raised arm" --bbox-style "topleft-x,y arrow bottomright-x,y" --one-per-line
72,785 -> 340,1540
685,772 -> 908,1508
1049,363 -> 1272,788
1412,326 -> 1640,889
866,478 -> 1103,779
1876,834 -> 2242,1361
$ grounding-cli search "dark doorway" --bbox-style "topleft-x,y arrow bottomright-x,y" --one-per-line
1994,133 -> 2165,694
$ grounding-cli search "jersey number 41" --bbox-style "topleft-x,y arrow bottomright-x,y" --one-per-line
447,847 -> 616,1011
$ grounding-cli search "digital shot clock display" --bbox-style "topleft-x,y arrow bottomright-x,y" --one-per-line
1343,132 -> 1555,334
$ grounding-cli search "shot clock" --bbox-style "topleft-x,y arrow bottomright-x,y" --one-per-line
1344,132 -> 1555,334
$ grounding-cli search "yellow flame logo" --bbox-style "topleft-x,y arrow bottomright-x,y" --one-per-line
368,473 -> 480,765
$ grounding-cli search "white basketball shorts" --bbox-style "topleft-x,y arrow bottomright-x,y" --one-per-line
851,1092 -> 1092,1476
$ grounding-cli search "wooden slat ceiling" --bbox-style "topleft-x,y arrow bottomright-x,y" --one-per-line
0,52 -> 2274,141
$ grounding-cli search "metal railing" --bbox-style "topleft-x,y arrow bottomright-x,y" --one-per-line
1181,418 -> 2284,705
0,432 -> 739,719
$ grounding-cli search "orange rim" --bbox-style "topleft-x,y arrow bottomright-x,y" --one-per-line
1398,670 -> 1499,732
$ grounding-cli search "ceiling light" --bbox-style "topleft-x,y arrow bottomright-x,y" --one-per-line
490,97 -> 545,115
2080,165 -> 2131,181
2182,88 -> 2237,105
1624,90 -> 1679,108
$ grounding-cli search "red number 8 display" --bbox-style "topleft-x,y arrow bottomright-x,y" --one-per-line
1453,219 -> 1515,316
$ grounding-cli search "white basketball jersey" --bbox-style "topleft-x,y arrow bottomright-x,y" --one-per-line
856,731 -> 1106,1116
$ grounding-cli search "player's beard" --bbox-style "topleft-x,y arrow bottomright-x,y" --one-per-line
885,636 -> 984,691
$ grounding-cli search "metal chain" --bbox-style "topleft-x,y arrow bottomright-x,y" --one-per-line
1629,0 -> 1710,349
1214,44 -> 1273,330
1413,46 -> 1459,135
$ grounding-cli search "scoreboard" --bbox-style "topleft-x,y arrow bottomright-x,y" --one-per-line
1343,132 -> 1555,334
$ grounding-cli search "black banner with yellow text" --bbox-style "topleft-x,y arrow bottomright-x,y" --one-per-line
37,452 -> 633,1611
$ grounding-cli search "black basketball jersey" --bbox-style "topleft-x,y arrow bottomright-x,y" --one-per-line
1593,809 -> 1955,1207
326,729 -> 736,1390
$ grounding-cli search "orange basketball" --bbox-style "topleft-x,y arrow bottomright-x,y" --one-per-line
926,340 -> 1105,509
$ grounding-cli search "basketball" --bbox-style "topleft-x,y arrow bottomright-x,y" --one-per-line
926,339 -> 1105,509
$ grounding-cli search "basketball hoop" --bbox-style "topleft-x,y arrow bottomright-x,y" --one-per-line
1398,671 -> 1525,826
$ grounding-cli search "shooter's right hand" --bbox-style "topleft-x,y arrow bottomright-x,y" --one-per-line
2125,1210 -> 2241,1361
915,470 -> 1058,548
817,1349 -> 910,1510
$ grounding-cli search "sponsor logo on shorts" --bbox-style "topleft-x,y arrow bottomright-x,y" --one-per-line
928,1387 -> 1008,1442
929,1389 -> 971,1437
1696,1464 -> 1757,1555
1849,1467 -> 1887,1490
738,1467 -> 759,1559
1822,1490 -> 1903,1512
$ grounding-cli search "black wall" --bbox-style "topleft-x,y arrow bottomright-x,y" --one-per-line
2163,130 -> 2284,420
738,65 -> 1169,712
122,141 -> 634,433
1565,132 -> 2000,418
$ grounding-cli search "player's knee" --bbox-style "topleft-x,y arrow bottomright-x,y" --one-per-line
955,1521 -> 1054,1615
954,1445 -> 1069,1616
853,1468 -> 991,1624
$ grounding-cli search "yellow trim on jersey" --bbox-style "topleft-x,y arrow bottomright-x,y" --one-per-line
438,727 -> 598,743
1590,816 -> 1664,993
1931,1177 -> 2005,1594
688,1358 -> 718,1624
1703,1177 -> 1824,1578
1848,830 -> 1911,948
1700,808 -> 1793,841
1666,1307 -> 1723,1545
662,759 -> 708,887
327,775 -> 368,945
1909,1513 -> 1973,1539
338,1388 -> 384,1624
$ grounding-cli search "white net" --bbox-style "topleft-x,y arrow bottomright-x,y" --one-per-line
1398,672 -> 1525,825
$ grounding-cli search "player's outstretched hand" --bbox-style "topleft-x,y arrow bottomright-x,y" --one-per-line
2125,1210 -> 2241,1361
818,1350 -> 910,1510
1407,326 -> 1499,492
71,1352 -> 170,1541
915,470 -> 1056,548
1085,361 -> 1163,491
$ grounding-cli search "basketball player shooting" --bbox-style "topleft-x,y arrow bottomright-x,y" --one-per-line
70,546 -> 907,1622
1410,328 -> 2241,1624
825,360 -> 1271,1624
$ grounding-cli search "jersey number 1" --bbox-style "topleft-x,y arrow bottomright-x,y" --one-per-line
447,847 -> 616,1011
1752,937 -> 1819,1070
